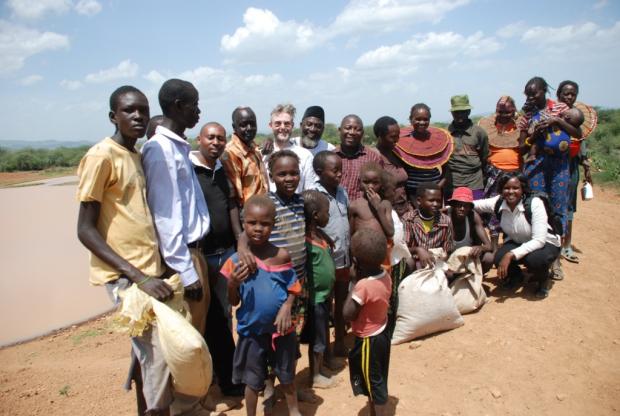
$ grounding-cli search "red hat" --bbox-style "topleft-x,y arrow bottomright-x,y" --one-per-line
449,187 -> 474,205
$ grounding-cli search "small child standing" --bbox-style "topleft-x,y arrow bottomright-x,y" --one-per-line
349,162 -> 395,272
312,150 -> 351,357
343,229 -> 392,416
221,195 -> 302,416
302,190 -> 337,389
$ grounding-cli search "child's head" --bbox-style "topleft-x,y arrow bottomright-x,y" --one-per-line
563,107 -> 584,129
373,116 -> 399,149
268,150 -> 301,198
158,79 -> 200,129
392,187 -> 411,218
359,162 -> 384,197
338,114 -> 364,149
313,150 -> 342,190
381,171 -> 396,202
108,85 -> 150,140
197,122 -> 227,162
146,115 -> 164,140
448,187 -> 474,220
351,229 -> 387,272
242,195 -> 276,246
416,182 -> 443,217
302,189 -> 330,228
557,80 -> 579,107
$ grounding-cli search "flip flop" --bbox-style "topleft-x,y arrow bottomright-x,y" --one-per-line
561,247 -> 579,263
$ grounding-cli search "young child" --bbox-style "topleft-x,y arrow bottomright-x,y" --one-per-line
343,229 -> 392,416
221,195 -> 302,416
402,182 -> 454,268
76,86 -> 176,414
302,189 -> 337,389
349,162 -> 395,270
312,150 -> 351,357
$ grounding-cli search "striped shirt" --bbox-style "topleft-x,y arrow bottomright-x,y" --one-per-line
268,192 -> 306,281
402,209 -> 453,254
405,165 -> 444,195
335,145 -> 384,201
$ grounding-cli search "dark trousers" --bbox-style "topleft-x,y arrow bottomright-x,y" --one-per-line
494,240 -> 561,279
204,287 -> 238,393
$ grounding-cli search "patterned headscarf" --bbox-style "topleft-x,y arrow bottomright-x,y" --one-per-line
496,96 -> 516,114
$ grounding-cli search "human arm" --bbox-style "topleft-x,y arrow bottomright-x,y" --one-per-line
77,201 -> 173,301
342,283 -> 362,323
227,181 -> 243,241
438,164 -> 449,189
274,294 -> 296,334
142,141 -> 201,296
225,260 -> 249,307
348,201 -> 358,237
470,211 -> 493,258
540,116 -> 582,139
411,246 -> 435,268
473,195 -> 500,215
366,190 -> 394,238
235,232 -> 257,273
509,197 -> 549,260
479,129 -> 489,172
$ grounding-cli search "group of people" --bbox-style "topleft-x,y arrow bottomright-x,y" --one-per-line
76,75 -> 595,416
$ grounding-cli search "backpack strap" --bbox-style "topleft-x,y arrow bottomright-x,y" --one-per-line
493,197 -> 504,222
523,196 -> 533,226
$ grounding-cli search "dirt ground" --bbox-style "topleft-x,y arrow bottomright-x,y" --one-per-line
0,168 -> 76,187
1,185 -> 619,416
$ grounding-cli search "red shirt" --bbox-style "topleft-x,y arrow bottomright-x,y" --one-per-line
351,271 -> 392,338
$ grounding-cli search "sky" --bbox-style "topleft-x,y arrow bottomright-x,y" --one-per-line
1,0 -> 619,142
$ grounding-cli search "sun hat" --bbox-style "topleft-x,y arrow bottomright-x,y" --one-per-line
449,187 -> 474,205
450,95 -> 473,112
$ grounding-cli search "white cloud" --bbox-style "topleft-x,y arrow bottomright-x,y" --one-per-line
60,79 -> 83,90
7,0 -> 71,19
329,0 -> 469,37
220,8 -> 319,61
243,74 -> 283,87
143,70 -> 165,84
520,21 -> 620,53
0,20 -> 69,74
19,74 -> 43,86
496,21 -> 527,38
7,0 -> 101,19
355,31 -> 501,68
85,59 -> 138,83
221,1 -> 470,62
74,0 -> 102,16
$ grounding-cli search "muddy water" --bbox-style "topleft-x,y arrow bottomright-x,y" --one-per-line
0,177 -> 112,346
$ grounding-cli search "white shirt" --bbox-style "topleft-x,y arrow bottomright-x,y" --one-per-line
142,126 -> 211,286
291,136 -> 335,156
474,195 -> 561,260
263,139 -> 317,193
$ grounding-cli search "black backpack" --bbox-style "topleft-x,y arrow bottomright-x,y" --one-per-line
493,192 -> 563,236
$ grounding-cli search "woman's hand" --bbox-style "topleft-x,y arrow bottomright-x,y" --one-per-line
497,252 -> 515,279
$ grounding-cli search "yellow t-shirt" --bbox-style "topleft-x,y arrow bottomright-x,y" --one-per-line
422,218 -> 434,234
76,137 -> 163,285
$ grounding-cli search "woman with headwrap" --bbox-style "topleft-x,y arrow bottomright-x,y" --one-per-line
477,96 -> 522,249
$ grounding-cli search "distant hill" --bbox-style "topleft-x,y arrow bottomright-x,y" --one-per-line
0,140 -> 94,150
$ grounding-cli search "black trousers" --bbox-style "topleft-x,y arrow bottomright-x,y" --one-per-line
494,240 -> 561,279
204,286 -> 239,393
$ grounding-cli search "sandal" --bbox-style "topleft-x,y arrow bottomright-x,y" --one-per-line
551,259 -> 564,281
561,247 -> 579,264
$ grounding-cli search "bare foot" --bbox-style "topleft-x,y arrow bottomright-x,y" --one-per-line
313,374 -> 338,389
201,394 -> 240,412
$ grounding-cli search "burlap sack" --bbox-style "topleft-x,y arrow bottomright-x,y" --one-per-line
446,246 -> 487,314
391,249 -> 464,345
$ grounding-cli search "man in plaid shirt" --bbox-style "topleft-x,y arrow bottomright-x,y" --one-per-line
335,114 -> 384,201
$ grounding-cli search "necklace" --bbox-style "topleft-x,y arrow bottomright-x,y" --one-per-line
418,211 -> 434,221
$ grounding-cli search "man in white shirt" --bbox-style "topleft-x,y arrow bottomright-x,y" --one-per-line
262,103 -> 317,193
142,78 -> 212,337
292,105 -> 335,156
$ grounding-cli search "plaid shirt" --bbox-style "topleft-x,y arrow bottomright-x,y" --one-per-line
402,209 -> 453,254
221,134 -> 268,206
335,145 -> 384,201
